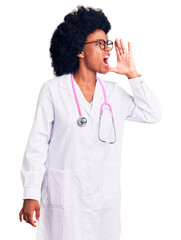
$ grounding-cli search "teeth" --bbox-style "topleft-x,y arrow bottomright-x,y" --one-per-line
104,55 -> 109,59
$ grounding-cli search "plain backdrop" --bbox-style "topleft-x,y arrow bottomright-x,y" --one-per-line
0,0 -> 180,239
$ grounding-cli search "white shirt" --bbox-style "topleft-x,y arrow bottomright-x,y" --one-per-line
20,73 -> 162,240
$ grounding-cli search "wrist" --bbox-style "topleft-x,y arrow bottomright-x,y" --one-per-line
126,70 -> 139,79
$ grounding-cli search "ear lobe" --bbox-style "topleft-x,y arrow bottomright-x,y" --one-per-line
77,51 -> 84,59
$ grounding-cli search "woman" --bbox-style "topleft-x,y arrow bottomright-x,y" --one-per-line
19,5 -> 162,240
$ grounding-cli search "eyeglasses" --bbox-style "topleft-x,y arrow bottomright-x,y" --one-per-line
85,39 -> 113,51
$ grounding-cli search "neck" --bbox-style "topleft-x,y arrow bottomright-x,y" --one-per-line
73,68 -> 97,87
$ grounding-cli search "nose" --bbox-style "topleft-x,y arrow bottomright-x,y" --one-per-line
105,43 -> 112,51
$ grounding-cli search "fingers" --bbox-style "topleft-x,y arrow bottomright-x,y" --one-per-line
115,39 -> 122,57
26,212 -> 37,227
115,38 -> 130,57
20,209 -> 37,227
19,209 -> 23,222
23,211 -> 28,222
120,39 -> 127,54
128,41 -> 132,54
115,39 -> 125,56
28,213 -> 37,227
36,207 -> 40,221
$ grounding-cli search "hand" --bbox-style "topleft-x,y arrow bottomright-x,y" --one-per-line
108,39 -> 139,79
19,199 -> 40,227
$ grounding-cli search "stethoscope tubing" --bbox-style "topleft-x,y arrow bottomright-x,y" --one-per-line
71,73 -> 116,143
71,73 -> 113,117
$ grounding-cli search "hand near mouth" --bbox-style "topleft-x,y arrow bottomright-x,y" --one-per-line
108,39 -> 139,79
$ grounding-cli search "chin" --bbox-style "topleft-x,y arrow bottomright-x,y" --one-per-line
97,69 -> 109,75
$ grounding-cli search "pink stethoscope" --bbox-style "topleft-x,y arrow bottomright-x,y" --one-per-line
71,73 -> 116,144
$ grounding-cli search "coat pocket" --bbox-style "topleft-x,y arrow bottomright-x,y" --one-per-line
47,168 -> 73,209
102,163 -> 120,199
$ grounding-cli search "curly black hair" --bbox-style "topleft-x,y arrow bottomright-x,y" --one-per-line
49,5 -> 111,76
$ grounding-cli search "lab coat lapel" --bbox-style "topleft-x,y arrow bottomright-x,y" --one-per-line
58,74 -> 104,121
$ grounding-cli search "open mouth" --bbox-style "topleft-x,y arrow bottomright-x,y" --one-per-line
103,55 -> 110,69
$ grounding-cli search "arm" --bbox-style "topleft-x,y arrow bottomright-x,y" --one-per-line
124,75 -> 162,122
108,39 -> 162,122
19,82 -> 54,227
20,82 -> 55,202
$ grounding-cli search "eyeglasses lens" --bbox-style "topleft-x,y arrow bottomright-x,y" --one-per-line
99,40 -> 113,50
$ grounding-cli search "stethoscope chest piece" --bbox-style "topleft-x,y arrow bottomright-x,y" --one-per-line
77,116 -> 87,127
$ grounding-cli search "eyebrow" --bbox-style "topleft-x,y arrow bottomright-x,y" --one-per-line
94,38 -> 108,42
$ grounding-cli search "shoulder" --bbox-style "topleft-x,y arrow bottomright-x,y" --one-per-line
100,77 -> 115,90
100,77 -> 126,96
43,76 -> 61,87
42,74 -> 69,90
100,77 -> 131,106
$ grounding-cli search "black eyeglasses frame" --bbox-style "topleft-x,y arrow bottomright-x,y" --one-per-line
85,39 -> 113,50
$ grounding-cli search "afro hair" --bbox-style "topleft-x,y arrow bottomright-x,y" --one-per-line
49,5 -> 111,76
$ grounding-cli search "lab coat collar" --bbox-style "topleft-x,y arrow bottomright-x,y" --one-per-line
58,73 -> 104,121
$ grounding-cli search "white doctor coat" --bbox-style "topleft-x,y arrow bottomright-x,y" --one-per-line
20,73 -> 162,240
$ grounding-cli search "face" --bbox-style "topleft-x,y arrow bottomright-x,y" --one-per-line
78,29 -> 112,74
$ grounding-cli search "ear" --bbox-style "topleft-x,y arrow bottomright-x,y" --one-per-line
77,51 -> 84,59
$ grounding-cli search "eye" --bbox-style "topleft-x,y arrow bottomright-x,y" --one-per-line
99,40 -> 104,45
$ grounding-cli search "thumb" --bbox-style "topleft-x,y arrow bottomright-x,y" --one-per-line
19,208 -> 23,222
108,67 -> 118,73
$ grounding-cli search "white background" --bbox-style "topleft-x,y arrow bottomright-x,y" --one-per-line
0,0 -> 180,239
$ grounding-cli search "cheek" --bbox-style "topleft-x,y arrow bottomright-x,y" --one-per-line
85,50 -> 102,68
